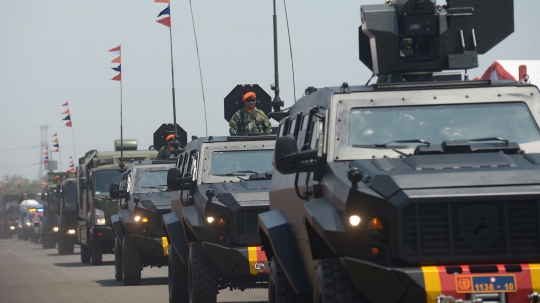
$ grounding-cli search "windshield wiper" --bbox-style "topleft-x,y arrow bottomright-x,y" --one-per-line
353,139 -> 430,149
141,186 -> 166,192
467,137 -> 509,144
214,170 -> 259,176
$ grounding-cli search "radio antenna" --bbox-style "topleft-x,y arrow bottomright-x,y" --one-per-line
271,0 -> 284,113
188,0 -> 208,136
282,0 -> 297,102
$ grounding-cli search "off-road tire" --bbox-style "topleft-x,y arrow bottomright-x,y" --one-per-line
22,233 -> 28,241
122,235 -> 142,286
115,238 -> 123,281
81,243 -> 91,263
91,240 -> 103,265
269,256 -> 312,303
64,241 -> 74,254
169,245 -> 188,303
43,236 -> 56,249
188,242 -> 218,303
313,258 -> 364,303
58,237 -> 66,255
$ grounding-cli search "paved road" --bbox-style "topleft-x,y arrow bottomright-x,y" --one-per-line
0,236 -> 268,303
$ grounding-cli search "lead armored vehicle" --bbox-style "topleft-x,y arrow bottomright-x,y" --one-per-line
40,172 -> 66,248
110,159 -> 177,285
259,1 -> 540,303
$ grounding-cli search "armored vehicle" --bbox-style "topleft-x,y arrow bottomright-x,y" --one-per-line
76,140 -> 158,265
259,1 -> 540,303
57,178 -> 78,255
110,159 -> 176,285
165,134 -> 276,303
40,172 -> 66,248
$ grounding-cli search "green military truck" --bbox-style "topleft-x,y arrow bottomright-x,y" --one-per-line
40,172 -> 67,249
77,140 -> 158,265
57,178 -> 78,255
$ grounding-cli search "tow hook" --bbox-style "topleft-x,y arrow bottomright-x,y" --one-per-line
254,263 -> 267,273
529,292 -> 539,303
437,295 -> 482,303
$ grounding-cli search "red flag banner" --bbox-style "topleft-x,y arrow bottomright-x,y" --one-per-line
157,16 -> 171,28
108,45 -> 121,54
62,109 -> 70,115
111,73 -> 122,81
66,121 -> 72,127
51,133 -> 57,137
53,149 -> 60,153
52,138 -> 58,143
155,0 -> 169,3
111,56 -> 121,64
62,101 -> 69,107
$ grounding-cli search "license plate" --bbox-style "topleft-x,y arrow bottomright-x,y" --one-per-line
455,275 -> 517,293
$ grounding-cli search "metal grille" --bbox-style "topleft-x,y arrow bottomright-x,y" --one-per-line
236,207 -> 269,244
154,210 -> 170,236
402,200 -> 540,259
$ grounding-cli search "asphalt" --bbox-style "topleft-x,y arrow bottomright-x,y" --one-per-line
0,235 -> 267,303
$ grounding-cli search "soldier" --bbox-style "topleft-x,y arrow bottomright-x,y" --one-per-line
157,134 -> 176,159
229,92 -> 272,135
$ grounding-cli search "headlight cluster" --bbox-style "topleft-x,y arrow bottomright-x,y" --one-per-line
25,222 -> 32,227
53,226 -> 59,232
206,216 -> 229,230
95,208 -> 106,225
347,215 -> 388,239
134,215 -> 149,223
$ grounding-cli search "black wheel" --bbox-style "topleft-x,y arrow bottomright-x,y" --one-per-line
91,240 -> 103,265
22,233 -> 28,241
81,243 -> 91,263
313,258 -> 364,303
122,235 -> 142,286
169,245 -> 188,303
115,238 -> 123,281
18,233 -> 22,240
269,256 -> 312,303
42,235 -> 54,249
188,242 -> 218,303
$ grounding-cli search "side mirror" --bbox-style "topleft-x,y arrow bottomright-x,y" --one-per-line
80,177 -> 87,189
109,183 -> 128,199
274,136 -> 317,174
167,168 -> 193,191
109,183 -> 120,198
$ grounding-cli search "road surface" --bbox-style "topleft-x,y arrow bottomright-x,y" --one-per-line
0,235 -> 268,303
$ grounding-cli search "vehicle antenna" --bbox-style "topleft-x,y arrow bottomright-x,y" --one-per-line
271,0 -> 285,113
188,0 -> 208,137
282,0 -> 297,102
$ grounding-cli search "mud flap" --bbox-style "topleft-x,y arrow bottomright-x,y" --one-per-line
258,210 -> 311,295
111,214 -> 123,245
162,212 -> 189,265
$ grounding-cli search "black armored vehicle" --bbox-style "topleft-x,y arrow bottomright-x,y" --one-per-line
57,178 -> 78,255
259,1 -> 540,303
110,159 -> 177,285
165,133 -> 276,303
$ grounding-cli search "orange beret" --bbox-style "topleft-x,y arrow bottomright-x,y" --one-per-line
54,175 -> 60,179
166,134 -> 174,141
242,92 -> 257,102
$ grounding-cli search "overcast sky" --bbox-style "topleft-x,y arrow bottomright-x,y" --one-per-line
1,0 -> 539,181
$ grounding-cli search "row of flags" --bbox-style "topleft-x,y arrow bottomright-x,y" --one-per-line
109,45 -> 122,81
62,101 -> 72,127
0,179 -> 23,192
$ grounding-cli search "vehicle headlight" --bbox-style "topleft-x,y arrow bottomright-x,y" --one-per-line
95,208 -> 106,225
53,226 -> 59,232
25,222 -> 32,227
67,229 -> 76,235
9,226 -> 15,230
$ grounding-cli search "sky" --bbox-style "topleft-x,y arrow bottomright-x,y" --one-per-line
1,0 -> 539,181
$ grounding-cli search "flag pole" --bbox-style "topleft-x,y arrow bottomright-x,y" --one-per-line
119,70 -> 124,169
168,14 -> 178,141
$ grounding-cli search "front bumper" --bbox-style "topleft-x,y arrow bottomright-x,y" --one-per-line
131,234 -> 169,257
203,242 -> 268,276
90,226 -> 115,242
341,257 -> 540,303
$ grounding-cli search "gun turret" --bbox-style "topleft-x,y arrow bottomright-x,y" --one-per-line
359,0 -> 514,75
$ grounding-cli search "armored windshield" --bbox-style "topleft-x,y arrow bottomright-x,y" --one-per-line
136,169 -> 168,191
349,102 -> 540,148
65,183 -> 77,204
94,170 -> 121,196
211,150 -> 274,176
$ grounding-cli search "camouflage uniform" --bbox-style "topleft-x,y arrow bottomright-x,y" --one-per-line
157,145 -> 174,159
229,107 -> 272,135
